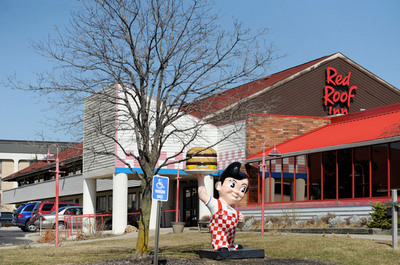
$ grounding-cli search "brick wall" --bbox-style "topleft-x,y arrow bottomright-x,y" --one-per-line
246,114 -> 330,157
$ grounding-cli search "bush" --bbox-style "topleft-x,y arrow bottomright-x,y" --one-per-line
366,202 -> 398,229
250,212 -> 368,229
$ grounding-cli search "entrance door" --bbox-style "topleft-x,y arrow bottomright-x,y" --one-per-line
183,187 -> 198,226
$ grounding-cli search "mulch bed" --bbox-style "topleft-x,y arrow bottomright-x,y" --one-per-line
80,256 -> 337,264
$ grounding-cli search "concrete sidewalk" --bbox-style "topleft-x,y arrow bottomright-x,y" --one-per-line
0,227 -> 183,249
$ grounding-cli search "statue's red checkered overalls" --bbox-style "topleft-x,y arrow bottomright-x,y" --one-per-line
208,199 -> 240,251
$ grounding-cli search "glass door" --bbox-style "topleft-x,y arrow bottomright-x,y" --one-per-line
183,187 -> 198,226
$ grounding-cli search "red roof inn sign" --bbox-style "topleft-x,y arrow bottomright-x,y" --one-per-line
323,67 -> 357,115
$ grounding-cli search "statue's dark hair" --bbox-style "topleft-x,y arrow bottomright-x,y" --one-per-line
218,162 -> 248,184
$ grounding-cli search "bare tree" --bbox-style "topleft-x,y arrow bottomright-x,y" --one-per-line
9,0 -> 276,255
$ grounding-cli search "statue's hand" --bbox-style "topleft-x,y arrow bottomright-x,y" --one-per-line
238,212 -> 245,229
195,174 -> 207,181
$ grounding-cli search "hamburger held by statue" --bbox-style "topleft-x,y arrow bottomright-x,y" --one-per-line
185,147 -> 218,174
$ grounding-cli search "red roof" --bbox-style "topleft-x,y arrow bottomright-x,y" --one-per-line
4,142 -> 83,181
247,103 -> 400,161
187,54 -> 331,119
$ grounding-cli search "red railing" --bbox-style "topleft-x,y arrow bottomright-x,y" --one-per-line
64,209 -> 180,237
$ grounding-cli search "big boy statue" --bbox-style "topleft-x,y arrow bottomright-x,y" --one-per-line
196,162 -> 265,260
196,162 -> 249,252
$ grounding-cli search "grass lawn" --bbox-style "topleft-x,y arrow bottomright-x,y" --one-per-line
0,232 -> 399,265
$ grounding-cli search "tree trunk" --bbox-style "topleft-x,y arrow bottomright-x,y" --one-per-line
135,178 -> 152,255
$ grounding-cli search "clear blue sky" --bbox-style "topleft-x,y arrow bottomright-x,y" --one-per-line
1,0 -> 399,142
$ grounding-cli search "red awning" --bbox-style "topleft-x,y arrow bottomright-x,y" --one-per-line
247,103 -> 400,162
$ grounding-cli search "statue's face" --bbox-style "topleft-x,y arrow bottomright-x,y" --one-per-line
216,177 -> 248,206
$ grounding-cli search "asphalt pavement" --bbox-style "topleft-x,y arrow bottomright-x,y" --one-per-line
0,226 -> 36,246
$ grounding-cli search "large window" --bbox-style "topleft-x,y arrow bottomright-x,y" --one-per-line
354,146 -> 370,198
246,162 -> 260,204
390,142 -> 400,190
294,155 -> 307,201
323,151 -> 336,200
128,193 -> 137,211
371,144 -> 388,197
338,149 -> 352,199
250,142 -> 397,205
309,153 -> 321,200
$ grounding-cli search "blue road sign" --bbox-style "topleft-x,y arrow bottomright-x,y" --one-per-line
152,175 -> 169,201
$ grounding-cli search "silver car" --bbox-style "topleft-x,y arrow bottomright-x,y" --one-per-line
34,206 -> 83,230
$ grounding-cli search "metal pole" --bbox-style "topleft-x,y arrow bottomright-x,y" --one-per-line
154,200 -> 162,265
261,153 -> 266,235
47,144 -> 62,247
175,168 -> 180,222
55,149 -> 60,247
392,189 -> 398,249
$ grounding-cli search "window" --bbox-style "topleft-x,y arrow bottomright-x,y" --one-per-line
42,203 -> 54,211
338,149 -> 352,199
390,142 -> 400,190
371,144 -> 388,197
128,193 -> 137,210
24,204 -> 35,211
97,196 -> 107,212
354,146 -> 370,198
323,151 -> 336,200
108,195 -> 113,212
309,153 -> 322,200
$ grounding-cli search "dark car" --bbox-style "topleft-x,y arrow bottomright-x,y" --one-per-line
11,202 -> 39,232
30,201 -> 81,231
0,211 -> 13,227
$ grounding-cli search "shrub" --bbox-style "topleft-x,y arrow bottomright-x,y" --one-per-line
366,202 -> 393,229
328,216 -> 345,228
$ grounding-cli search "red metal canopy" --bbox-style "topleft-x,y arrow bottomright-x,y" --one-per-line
247,103 -> 400,161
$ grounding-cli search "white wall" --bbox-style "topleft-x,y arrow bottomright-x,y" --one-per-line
3,174 -> 83,204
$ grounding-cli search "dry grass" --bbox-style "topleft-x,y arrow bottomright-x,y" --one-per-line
37,229 -> 55,243
0,232 -> 399,265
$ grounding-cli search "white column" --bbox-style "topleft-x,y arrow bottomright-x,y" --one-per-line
112,173 -> 128,235
82,178 -> 96,234
83,179 -> 96,214
13,159 -> 19,173
199,175 -> 214,219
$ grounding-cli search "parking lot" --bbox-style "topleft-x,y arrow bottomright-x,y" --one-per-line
0,226 -> 36,246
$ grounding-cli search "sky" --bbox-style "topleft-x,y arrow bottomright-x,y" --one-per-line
0,0 -> 399,142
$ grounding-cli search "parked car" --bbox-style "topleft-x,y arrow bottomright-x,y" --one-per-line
30,201 -> 81,231
0,211 -> 13,227
34,206 -> 83,230
11,202 -> 39,232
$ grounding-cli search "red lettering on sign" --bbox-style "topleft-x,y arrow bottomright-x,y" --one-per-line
326,67 -> 337,85
324,86 -> 335,105
323,67 -> 357,115
347,86 -> 357,107
326,66 -> 351,86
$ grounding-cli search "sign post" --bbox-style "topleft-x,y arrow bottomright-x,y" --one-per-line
152,175 -> 169,265
392,189 -> 398,249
